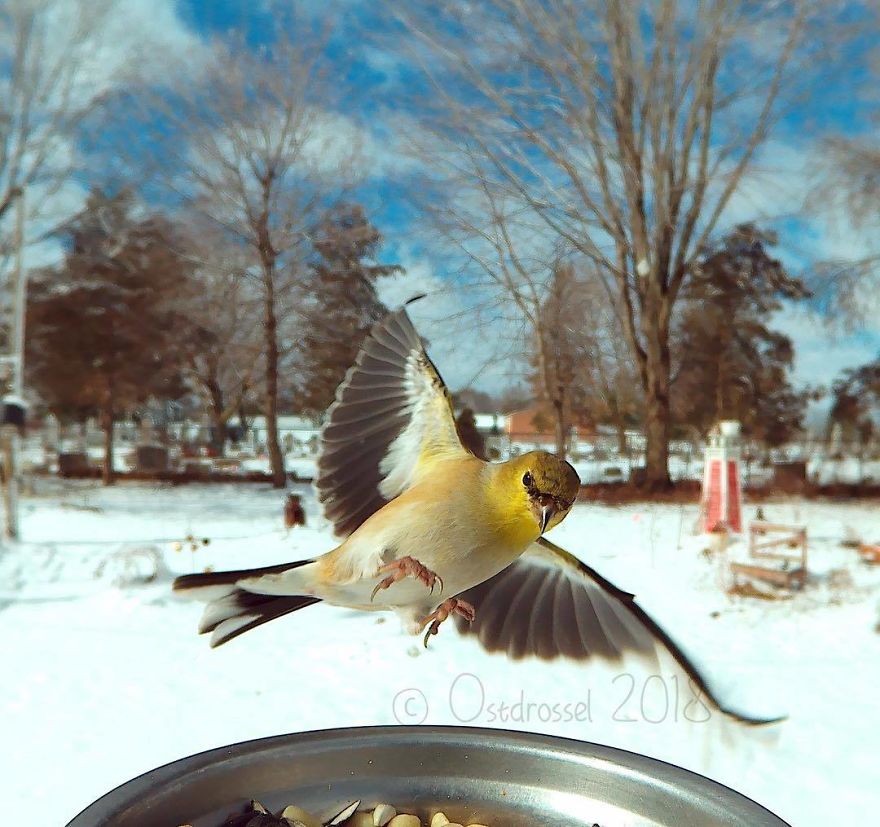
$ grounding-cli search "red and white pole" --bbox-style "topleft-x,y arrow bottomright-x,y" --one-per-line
700,420 -> 743,534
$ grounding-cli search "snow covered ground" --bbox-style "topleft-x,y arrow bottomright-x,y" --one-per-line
1,479 -> 879,825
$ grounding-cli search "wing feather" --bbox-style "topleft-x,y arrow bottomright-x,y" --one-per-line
455,537 -> 785,726
551,579 -> 586,659
506,568 -> 544,659
476,566 -> 528,648
571,576 -> 621,661
315,301 -> 468,538
527,572 -> 556,659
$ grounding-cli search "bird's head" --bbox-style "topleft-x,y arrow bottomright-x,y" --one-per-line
502,451 -> 581,536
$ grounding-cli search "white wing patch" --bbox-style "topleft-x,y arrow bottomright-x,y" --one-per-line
316,305 -> 469,538
378,351 -> 453,498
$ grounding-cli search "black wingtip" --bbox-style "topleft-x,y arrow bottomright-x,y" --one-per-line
404,293 -> 427,307
727,710 -> 788,727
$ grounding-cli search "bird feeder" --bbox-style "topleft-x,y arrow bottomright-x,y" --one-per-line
699,420 -> 742,534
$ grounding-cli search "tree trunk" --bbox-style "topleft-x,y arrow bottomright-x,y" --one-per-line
607,393 -> 628,455
641,310 -> 672,488
534,318 -> 568,460
263,277 -> 285,488
616,420 -> 628,456
643,397 -> 670,488
552,396 -> 567,458
714,317 -> 731,423
254,193 -> 286,489
209,412 -> 227,457
206,381 -> 228,457
101,407 -> 115,486
238,400 -> 252,444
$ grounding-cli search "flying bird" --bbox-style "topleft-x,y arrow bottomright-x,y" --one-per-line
173,299 -> 780,725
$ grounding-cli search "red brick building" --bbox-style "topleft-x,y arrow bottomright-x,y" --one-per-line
505,405 -> 594,446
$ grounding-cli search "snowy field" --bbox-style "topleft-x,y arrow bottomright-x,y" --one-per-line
2,479 -> 879,826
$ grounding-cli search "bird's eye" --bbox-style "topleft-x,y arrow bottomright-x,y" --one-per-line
522,471 -> 533,488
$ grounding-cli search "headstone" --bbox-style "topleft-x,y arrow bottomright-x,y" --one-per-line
773,461 -> 807,492
135,445 -> 169,472
58,452 -> 90,476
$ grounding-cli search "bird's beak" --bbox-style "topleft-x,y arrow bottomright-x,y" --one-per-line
539,499 -> 557,534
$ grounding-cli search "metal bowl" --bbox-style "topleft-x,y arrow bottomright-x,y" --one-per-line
66,726 -> 790,826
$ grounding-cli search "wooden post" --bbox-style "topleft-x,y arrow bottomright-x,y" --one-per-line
2,191 -> 25,540
1,425 -> 18,539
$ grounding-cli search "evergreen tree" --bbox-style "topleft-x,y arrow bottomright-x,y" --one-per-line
830,357 -> 880,442
298,205 -> 401,417
26,189 -> 191,483
672,224 -> 813,446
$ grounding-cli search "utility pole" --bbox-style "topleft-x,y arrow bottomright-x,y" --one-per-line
2,188 -> 26,540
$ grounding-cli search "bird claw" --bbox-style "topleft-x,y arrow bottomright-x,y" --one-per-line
370,556 -> 442,602
370,576 -> 395,602
421,598 -> 476,648
423,622 -> 440,648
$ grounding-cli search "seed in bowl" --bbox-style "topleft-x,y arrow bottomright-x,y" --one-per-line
206,800 -> 494,827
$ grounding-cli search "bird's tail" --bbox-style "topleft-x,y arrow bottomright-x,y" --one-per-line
172,559 -> 320,648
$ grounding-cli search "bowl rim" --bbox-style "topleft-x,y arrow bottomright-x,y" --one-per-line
65,725 -> 792,826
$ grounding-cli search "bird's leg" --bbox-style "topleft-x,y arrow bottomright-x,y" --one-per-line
370,555 -> 443,602
421,598 -> 476,648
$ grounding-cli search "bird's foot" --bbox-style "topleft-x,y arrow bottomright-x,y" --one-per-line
370,556 -> 443,602
421,598 -> 475,648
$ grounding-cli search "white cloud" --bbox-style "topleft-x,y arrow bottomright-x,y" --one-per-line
717,138 -> 816,229
300,108 -> 432,183
2,0 -> 208,108
774,306 -> 879,389
301,110 -> 425,181
360,44 -> 408,87
1,0 -> 206,275
709,133 -> 880,362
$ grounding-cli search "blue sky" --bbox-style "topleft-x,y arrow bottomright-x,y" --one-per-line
189,1 -> 880,404
18,0 -> 880,411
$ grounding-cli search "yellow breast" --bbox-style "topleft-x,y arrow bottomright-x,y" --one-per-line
480,465 -> 541,553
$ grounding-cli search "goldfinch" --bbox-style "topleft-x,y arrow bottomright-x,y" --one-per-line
174,299 -> 780,725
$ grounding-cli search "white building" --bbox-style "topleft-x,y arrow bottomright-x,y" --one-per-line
228,415 -> 321,454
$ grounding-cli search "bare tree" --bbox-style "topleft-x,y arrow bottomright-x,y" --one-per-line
409,146 -> 638,460
396,0 -> 827,486
179,222 -> 262,456
0,0 -> 113,262
574,272 -> 643,455
529,261 -> 582,458
531,261 -> 643,458
111,31 -> 357,486
405,141 -> 577,456
819,38 -> 880,328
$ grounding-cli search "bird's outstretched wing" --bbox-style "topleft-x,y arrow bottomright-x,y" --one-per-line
454,537 -> 784,726
316,299 -> 469,538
